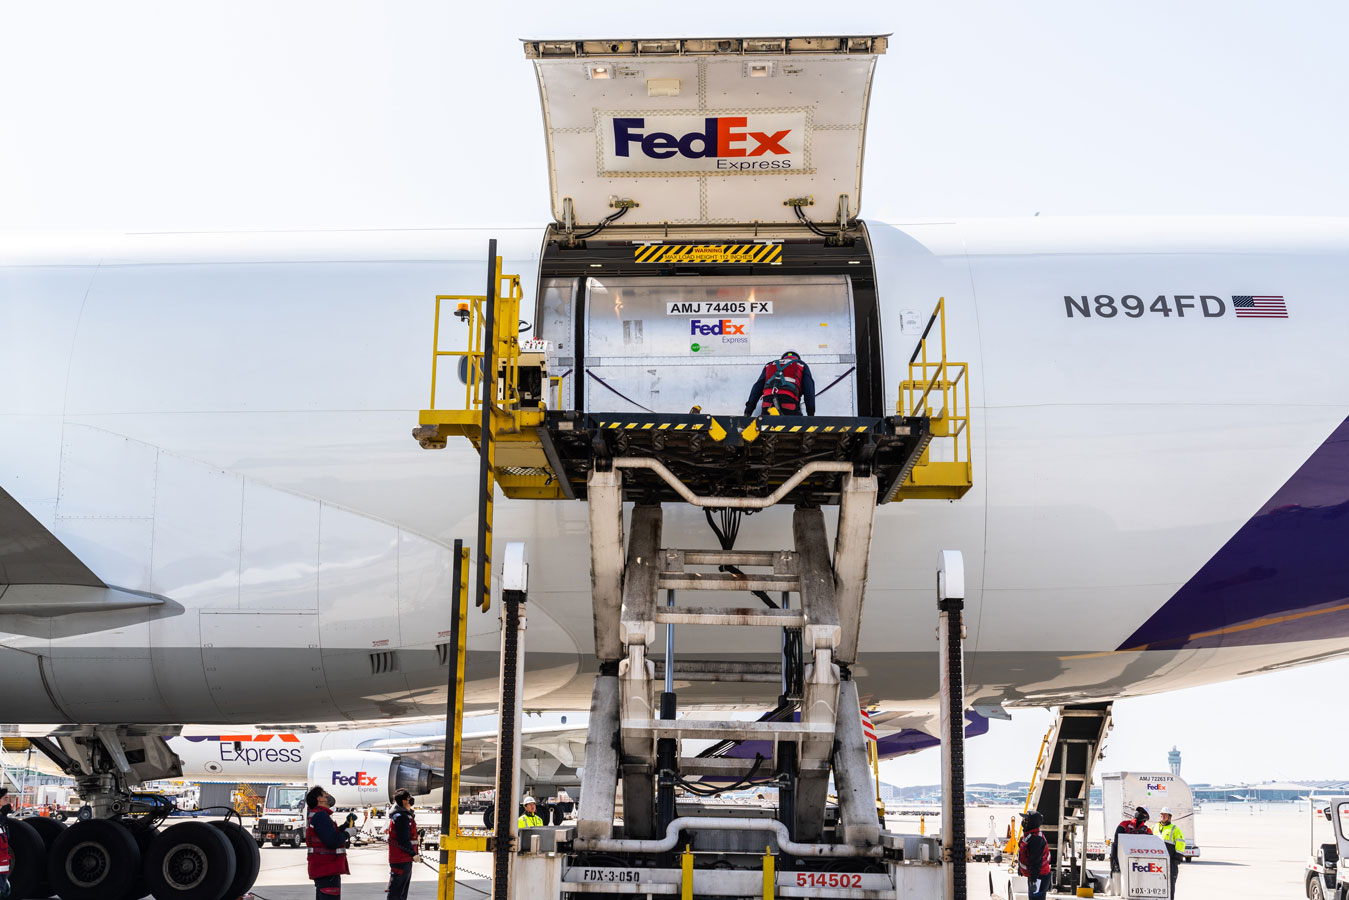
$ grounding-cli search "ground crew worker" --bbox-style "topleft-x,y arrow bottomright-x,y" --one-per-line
0,789 -> 11,898
1158,806 -> 1185,896
305,786 -> 350,898
744,350 -> 816,416
1110,805 -> 1152,874
387,789 -> 419,900
518,794 -> 544,828
1016,810 -> 1051,900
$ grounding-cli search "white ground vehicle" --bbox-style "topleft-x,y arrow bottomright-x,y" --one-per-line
252,784 -> 307,848
1306,798 -> 1349,900
1102,772 -> 1199,860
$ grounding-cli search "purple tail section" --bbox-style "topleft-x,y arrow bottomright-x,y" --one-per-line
1121,416 -> 1349,651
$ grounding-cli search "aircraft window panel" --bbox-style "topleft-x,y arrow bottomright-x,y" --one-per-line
582,274 -> 856,417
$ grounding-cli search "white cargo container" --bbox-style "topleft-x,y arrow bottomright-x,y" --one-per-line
1101,771 -> 1199,860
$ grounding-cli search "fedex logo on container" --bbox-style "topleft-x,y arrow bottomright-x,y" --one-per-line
1131,861 -> 1166,874
691,319 -> 746,336
601,113 -> 807,174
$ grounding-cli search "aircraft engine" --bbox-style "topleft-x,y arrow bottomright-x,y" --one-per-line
308,749 -> 443,806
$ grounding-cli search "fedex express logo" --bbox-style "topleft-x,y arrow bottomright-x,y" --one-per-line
331,770 -> 378,787
1145,783 -> 1168,791
691,318 -> 746,336
182,733 -> 303,767
1131,861 -> 1166,873
602,113 -> 807,175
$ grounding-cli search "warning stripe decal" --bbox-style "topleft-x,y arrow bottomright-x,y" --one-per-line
634,244 -> 783,265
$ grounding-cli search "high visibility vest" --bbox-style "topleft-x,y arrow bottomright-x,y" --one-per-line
388,810 -> 419,864
759,358 -> 805,413
518,812 -> 544,828
1159,822 -> 1186,854
1017,830 -> 1051,877
306,807 -> 350,880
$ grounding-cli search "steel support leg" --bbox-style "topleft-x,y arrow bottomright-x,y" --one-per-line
491,544 -> 528,900
938,550 -> 966,900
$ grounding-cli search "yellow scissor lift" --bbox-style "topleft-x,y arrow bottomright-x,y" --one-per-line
414,246 -> 973,900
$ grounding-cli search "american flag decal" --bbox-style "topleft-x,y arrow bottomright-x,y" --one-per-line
1232,295 -> 1288,318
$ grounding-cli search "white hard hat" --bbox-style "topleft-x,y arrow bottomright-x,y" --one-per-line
1160,806 -> 1172,815
522,795 -> 537,805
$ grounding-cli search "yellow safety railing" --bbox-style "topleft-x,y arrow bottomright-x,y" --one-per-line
417,255 -> 567,501
429,259 -> 524,416
893,297 -> 973,500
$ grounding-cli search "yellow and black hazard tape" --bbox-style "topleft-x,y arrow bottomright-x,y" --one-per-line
634,244 -> 782,265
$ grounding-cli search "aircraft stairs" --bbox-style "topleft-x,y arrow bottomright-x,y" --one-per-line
1026,702 -> 1113,893
414,245 -> 977,900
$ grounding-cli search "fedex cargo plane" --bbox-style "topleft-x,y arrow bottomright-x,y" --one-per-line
1,33 -> 1347,898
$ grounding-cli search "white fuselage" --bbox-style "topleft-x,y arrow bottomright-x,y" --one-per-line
4,217 -> 1348,735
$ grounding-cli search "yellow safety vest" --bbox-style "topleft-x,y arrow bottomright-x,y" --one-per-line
518,813 -> 544,828
1159,822 -> 1186,854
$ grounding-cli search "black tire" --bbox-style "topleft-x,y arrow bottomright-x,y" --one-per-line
482,801 -> 495,831
143,821 -> 236,900
551,804 -> 564,826
75,807 -> 92,822
47,818 -> 140,900
124,823 -> 158,900
8,816 -> 49,899
208,821 -> 259,900
1308,873 -> 1325,900
25,816 -> 66,898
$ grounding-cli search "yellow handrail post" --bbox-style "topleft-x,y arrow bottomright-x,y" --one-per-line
762,846 -> 775,900
437,543 -> 472,900
681,844 -> 694,900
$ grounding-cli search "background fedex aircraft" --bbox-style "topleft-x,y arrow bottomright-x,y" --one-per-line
167,714 -> 587,791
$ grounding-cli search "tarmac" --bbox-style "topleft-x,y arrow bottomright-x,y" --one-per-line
246,803 -> 1315,899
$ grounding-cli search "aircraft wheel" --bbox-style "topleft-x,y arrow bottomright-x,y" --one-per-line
23,815 -> 67,898
208,822 -> 259,900
7,816 -> 50,899
47,818 -> 140,900
123,822 -> 159,900
143,821 -> 236,900
552,804 -> 565,826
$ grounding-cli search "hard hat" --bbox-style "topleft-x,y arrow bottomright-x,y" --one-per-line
1135,806 -> 1150,820
1160,806 -> 1172,815
1021,810 -> 1044,830
522,795 -> 537,805
782,350 -> 801,359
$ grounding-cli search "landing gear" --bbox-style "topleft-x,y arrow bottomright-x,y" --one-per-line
143,821 -> 236,900
22,727 -> 258,900
47,819 -> 141,900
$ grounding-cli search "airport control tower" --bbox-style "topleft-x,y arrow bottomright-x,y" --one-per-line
1169,745 -> 1182,776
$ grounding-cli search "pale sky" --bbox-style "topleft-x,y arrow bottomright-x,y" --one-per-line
2,0 -> 1347,785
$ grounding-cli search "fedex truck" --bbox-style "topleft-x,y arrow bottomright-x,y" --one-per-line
1101,772 -> 1199,861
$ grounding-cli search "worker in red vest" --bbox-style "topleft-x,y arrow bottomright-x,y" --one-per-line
1110,805 -> 1152,874
744,351 -> 816,416
305,786 -> 350,898
387,789 -> 420,900
0,788 -> 11,898
1016,810 -> 1051,900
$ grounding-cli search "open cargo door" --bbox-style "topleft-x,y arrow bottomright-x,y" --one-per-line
524,36 -> 886,230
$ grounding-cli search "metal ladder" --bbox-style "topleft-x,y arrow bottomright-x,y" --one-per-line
575,465 -> 883,849
1028,702 -> 1113,892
